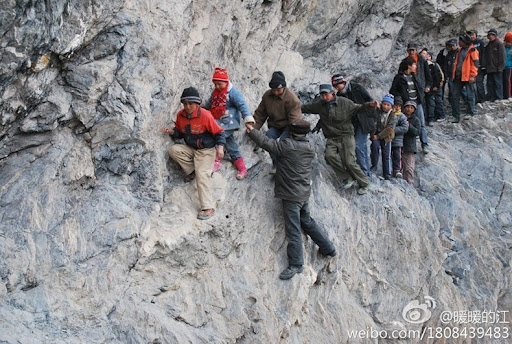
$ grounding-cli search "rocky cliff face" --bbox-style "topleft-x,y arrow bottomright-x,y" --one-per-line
1,1 -> 511,343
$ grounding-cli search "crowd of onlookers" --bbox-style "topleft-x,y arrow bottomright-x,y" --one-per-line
160,28 -> 511,220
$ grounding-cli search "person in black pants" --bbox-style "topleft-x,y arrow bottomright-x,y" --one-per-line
247,119 -> 336,280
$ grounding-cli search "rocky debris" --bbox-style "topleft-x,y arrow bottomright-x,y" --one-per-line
0,0 -> 511,343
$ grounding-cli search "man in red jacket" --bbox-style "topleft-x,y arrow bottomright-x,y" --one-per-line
451,34 -> 479,123
161,87 -> 226,220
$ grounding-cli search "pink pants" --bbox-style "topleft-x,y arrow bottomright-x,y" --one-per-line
402,152 -> 415,185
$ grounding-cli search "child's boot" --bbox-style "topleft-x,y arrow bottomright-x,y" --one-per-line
233,157 -> 248,180
212,159 -> 222,173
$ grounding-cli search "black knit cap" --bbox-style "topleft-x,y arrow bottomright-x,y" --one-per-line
487,28 -> 498,36
180,87 -> 201,104
459,34 -> 471,45
394,96 -> 403,105
407,42 -> 418,50
289,119 -> 311,135
269,71 -> 286,89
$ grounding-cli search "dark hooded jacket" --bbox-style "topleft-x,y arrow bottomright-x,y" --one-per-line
485,39 -> 506,73
390,72 -> 425,105
338,82 -> 376,133
248,129 -> 314,202
403,113 -> 421,153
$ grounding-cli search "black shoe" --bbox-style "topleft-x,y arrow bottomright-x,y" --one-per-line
279,265 -> 303,280
320,248 -> 337,257
451,118 -> 460,123
384,175 -> 391,180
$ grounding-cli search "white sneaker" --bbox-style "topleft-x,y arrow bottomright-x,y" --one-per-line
358,186 -> 369,195
343,178 -> 355,190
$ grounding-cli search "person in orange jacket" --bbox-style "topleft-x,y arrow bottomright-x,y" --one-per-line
161,87 -> 226,220
450,34 -> 479,123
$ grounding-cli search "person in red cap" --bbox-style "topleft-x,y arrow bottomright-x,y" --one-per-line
503,32 -> 512,99
204,67 -> 253,180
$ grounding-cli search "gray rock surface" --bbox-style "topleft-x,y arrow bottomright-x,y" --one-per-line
1,0 -> 511,343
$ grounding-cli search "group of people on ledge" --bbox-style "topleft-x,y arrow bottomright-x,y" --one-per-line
160,28 -> 511,280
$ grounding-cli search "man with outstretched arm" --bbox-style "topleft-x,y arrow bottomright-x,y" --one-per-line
246,119 -> 336,280
302,84 -> 379,195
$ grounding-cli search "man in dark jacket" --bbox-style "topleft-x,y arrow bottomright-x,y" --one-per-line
390,57 -> 430,153
247,119 -> 336,280
485,28 -> 506,101
330,74 -> 375,177
420,49 -> 444,125
467,30 -> 487,103
436,39 -> 458,106
401,43 -> 432,153
302,84 -> 379,195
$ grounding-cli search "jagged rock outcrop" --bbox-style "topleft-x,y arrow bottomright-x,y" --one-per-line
0,1 -> 511,343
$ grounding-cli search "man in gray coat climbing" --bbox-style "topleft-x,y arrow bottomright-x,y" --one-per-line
246,119 -> 336,280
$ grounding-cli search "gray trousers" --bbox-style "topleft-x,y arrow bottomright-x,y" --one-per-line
282,200 -> 335,267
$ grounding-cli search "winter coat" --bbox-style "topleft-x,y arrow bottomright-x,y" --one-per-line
205,83 -> 252,131
253,88 -> 302,130
171,107 -> 226,149
301,96 -> 372,138
506,45 -> 512,69
339,82 -> 376,133
452,44 -> 479,82
402,113 -> 421,154
472,38 -> 486,70
427,60 -> 444,89
390,72 -> 425,105
437,48 -> 458,80
372,108 -> 397,143
402,54 -> 432,91
485,39 -> 506,73
248,129 -> 314,202
391,112 -> 409,147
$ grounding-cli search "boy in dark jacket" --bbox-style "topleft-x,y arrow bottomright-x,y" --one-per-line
402,101 -> 421,185
390,57 -> 429,154
247,119 -> 336,280
420,49 -> 444,125
370,94 -> 397,180
391,97 -> 409,178
436,39 -> 458,106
